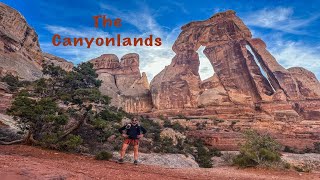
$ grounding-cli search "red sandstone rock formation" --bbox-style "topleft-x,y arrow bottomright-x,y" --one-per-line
147,10 -> 320,150
89,53 -> 152,113
43,53 -> 74,72
0,3 -> 43,80
150,10 -> 320,110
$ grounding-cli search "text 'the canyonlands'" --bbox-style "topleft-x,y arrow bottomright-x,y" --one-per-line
52,15 -> 162,48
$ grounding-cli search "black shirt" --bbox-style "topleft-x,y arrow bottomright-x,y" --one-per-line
118,123 -> 147,139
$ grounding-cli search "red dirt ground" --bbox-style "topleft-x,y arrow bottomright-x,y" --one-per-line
0,145 -> 319,180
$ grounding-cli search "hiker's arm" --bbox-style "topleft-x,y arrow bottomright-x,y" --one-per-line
118,126 -> 126,134
141,126 -> 147,134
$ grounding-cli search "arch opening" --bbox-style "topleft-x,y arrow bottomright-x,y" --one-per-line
197,46 -> 215,81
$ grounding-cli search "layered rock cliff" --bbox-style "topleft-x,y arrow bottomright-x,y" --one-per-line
89,53 -> 153,113
0,3 -> 43,80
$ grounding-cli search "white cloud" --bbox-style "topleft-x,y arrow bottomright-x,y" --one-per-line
269,41 -> 320,78
244,7 -> 319,34
99,3 -> 164,37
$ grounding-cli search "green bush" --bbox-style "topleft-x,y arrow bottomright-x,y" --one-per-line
58,134 -> 83,152
92,118 -> 108,129
192,140 -> 219,168
233,130 -> 281,167
163,119 -> 172,128
171,122 -> 185,132
95,151 -> 113,160
313,142 -> 320,153
154,137 -> 180,153
213,119 -> 224,125
1,74 -> 21,92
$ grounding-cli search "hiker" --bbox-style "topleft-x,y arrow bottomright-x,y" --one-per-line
118,117 -> 147,165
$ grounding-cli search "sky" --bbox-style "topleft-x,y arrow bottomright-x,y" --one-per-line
2,0 -> 320,81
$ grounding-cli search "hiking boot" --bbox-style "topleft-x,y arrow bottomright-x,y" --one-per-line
134,160 -> 138,165
118,158 -> 124,164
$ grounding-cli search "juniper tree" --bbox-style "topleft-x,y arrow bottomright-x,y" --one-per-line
1,62 -> 113,149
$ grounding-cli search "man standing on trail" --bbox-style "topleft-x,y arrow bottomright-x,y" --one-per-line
118,117 -> 147,165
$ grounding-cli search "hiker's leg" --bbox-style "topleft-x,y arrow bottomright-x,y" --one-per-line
133,144 -> 139,160
120,143 -> 129,159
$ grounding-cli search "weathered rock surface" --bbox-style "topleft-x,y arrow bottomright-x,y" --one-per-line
146,11 -> 320,151
0,3 -> 43,80
112,151 -> 199,168
150,10 -> 320,111
288,67 -> 320,99
43,53 -> 73,71
0,82 -> 12,113
89,53 -> 152,113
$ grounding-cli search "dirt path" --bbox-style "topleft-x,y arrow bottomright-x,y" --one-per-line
0,145 -> 319,180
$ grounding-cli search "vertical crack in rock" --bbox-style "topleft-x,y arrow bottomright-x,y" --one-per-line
245,44 -> 275,93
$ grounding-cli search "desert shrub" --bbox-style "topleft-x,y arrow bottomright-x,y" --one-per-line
293,162 -> 312,173
314,142 -> 320,153
58,134 -> 83,152
154,137 -> 180,153
177,114 -> 187,119
158,114 -> 166,120
163,119 -> 172,128
222,152 -> 236,165
92,118 -> 108,129
254,104 -> 262,111
283,146 -> 298,153
97,109 -> 123,122
191,140 -> 219,168
210,148 -> 222,157
162,120 -> 185,132
1,74 -> 22,92
196,122 -> 205,130
198,104 -> 205,108
233,130 -> 281,167
140,117 -> 161,141
95,151 -> 113,160
213,119 -> 224,126
171,122 -> 185,132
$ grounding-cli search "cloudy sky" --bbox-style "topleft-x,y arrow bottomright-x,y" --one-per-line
3,0 -> 320,81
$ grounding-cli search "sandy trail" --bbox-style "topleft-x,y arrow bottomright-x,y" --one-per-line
0,145 -> 319,180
